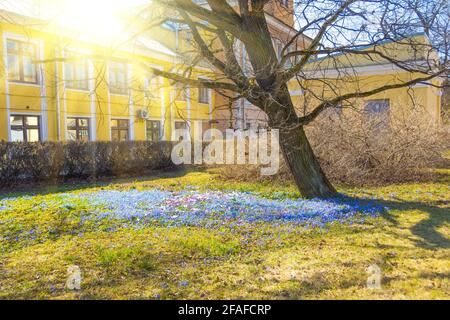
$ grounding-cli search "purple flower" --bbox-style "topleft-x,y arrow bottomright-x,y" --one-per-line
179,280 -> 189,287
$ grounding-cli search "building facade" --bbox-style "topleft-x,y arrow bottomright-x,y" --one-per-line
0,0 -> 444,143
0,6 -> 215,143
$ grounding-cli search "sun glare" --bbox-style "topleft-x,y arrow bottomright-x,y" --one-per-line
54,0 -> 146,40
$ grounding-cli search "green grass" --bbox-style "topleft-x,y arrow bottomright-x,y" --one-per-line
0,168 -> 448,300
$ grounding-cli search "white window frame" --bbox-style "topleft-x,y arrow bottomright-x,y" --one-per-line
9,111 -> 44,142
5,37 -> 40,85
108,61 -> 129,96
63,48 -> 92,92
145,74 -> 163,100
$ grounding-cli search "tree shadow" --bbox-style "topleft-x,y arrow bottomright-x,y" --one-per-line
367,197 -> 449,249
0,166 -> 192,199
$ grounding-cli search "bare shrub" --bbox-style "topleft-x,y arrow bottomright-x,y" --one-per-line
443,80 -> 450,125
308,109 -> 448,186
217,109 -> 448,187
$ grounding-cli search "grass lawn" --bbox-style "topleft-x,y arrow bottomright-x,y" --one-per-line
0,168 -> 448,300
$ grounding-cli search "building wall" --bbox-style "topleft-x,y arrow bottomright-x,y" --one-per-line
0,6 -> 442,143
0,21 -> 214,142
292,70 -> 442,127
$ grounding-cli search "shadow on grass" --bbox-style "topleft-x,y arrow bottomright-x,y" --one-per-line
0,166 -> 193,199
374,197 -> 449,250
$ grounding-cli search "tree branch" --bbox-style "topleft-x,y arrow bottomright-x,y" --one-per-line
38,55 -> 240,92
154,0 -> 246,41
279,0 -> 360,84
299,70 -> 446,125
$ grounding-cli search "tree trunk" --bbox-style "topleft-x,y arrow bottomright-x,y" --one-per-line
240,11 -> 336,199
279,126 -> 337,199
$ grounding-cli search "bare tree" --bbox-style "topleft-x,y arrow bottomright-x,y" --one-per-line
24,0 -> 448,198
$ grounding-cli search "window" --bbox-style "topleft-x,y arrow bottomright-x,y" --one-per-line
364,99 -> 390,115
198,86 -> 210,104
175,121 -> 188,130
64,52 -> 89,90
146,120 -> 161,142
174,121 -> 188,141
10,115 -> 40,142
202,120 -> 212,139
364,99 -> 390,129
67,117 -> 90,141
111,119 -> 129,141
6,39 -> 38,83
146,75 -> 161,99
109,62 -> 128,95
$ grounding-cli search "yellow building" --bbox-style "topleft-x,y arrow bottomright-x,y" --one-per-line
0,7 -> 214,143
0,3 -> 443,143
292,33 -> 444,128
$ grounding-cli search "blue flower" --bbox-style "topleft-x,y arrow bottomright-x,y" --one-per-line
2,188 -> 384,234
179,280 -> 189,287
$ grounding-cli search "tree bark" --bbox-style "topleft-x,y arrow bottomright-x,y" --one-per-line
278,125 -> 337,199
238,8 -> 337,199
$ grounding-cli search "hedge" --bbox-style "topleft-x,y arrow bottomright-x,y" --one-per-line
0,141 -> 176,186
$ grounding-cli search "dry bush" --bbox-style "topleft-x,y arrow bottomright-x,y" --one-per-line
308,109 -> 448,186
443,83 -> 450,125
0,141 -> 175,187
218,109 -> 449,187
